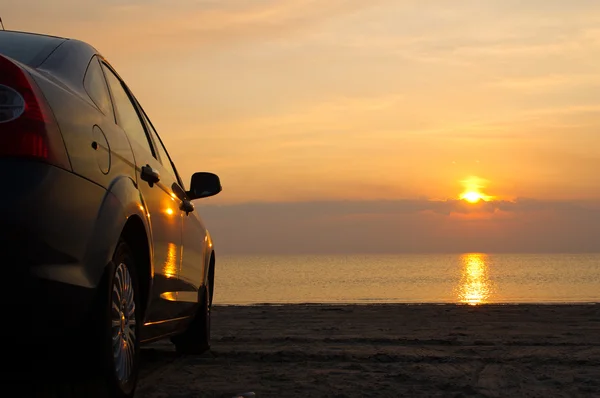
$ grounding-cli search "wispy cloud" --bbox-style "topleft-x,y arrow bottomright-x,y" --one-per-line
485,74 -> 600,91
9,0 -> 390,56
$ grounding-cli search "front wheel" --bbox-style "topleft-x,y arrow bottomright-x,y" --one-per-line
171,286 -> 211,354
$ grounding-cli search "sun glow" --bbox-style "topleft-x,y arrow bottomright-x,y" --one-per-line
459,176 -> 494,203
461,191 -> 484,203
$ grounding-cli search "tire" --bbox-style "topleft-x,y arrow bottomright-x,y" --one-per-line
171,285 -> 211,355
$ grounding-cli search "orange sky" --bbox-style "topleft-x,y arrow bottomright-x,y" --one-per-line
5,1 -> 600,253
6,0 -> 600,205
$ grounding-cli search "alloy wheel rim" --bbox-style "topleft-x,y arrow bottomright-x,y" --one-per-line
111,262 -> 136,383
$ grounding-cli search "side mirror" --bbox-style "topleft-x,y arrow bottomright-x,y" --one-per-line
187,172 -> 222,200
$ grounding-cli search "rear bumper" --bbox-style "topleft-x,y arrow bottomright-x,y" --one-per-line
0,160 -> 108,341
2,276 -> 99,380
3,276 -> 96,341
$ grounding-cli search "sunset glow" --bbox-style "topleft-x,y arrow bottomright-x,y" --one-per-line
461,191 -> 485,204
459,176 -> 494,203
6,1 -> 600,206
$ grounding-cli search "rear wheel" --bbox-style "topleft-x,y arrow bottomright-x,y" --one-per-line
106,243 -> 140,397
171,286 -> 211,354
86,241 -> 141,397
29,241 -> 141,397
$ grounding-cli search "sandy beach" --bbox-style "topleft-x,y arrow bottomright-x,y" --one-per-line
135,304 -> 600,397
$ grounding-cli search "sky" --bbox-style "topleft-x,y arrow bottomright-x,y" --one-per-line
4,0 -> 600,253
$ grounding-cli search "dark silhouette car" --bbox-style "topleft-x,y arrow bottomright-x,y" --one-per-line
0,30 -> 221,397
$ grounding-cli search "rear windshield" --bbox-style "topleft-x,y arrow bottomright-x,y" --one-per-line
0,31 -> 65,66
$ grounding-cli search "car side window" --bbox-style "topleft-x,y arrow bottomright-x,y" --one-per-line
83,57 -> 113,118
140,110 -> 180,183
101,63 -> 155,157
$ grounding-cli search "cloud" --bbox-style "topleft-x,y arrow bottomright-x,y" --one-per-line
201,198 -> 600,254
486,74 -> 600,91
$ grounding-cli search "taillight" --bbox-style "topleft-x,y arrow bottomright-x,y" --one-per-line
0,54 -> 70,169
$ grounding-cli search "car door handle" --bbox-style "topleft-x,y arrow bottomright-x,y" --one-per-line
141,164 -> 160,187
180,199 -> 195,215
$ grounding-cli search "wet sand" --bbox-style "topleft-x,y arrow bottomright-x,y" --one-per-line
136,304 -> 600,397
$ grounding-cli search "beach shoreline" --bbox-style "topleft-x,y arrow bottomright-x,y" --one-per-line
137,304 -> 600,397
214,302 -> 600,306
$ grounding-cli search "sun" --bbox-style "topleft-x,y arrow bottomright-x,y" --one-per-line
459,176 -> 494,204
461,191 -> 484,203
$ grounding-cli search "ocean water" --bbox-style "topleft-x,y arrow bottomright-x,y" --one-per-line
213,253 -> 600,305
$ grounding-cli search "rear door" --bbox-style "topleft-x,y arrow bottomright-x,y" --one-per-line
100,62 -> 185,332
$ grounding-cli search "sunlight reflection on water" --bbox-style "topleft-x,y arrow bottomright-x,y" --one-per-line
457,253 -> 493,305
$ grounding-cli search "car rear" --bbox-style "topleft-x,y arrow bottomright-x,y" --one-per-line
0,32 -> 105,350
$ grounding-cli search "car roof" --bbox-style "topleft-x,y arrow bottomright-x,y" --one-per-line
0,30 -> 68,66
0,30 -> 104,95
1,29 -> 68,41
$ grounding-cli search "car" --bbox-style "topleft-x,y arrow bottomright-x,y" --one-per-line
0,30 -> 222,397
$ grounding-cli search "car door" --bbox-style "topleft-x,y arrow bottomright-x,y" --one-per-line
100,62 -> 185,333
180,203 -> 211,309
139,111 -> 205,318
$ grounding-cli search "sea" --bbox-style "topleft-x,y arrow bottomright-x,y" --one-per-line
213,253 -> 600,305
